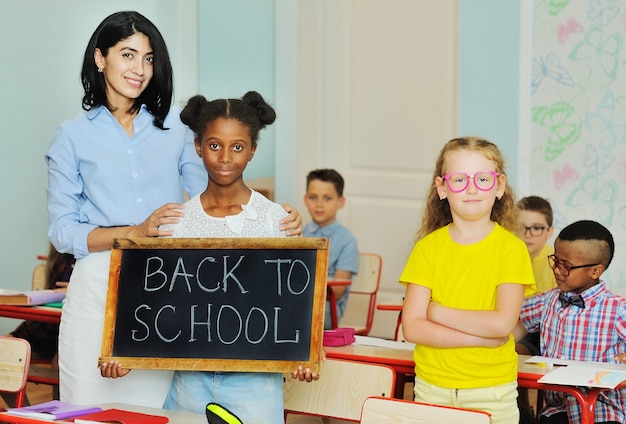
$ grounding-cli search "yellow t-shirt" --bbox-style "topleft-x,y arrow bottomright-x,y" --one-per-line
399,223 -> 535,389
529,243 -> 556,295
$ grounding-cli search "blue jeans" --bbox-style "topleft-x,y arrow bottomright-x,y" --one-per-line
164,370 -> 284,424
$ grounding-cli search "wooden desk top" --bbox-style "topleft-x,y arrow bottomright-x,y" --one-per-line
517,354 -> 551,379
325,339 -> 415,374
326,340 -> 549,380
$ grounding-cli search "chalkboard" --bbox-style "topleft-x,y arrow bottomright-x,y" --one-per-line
100,237 -> 329,373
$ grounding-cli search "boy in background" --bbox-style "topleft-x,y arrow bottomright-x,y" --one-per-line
514,220 -> 626,424
515,196 -> 557,356
303,169 -> 359,330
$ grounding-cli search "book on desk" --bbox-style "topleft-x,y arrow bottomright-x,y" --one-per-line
73,408 -> 169,423
6,401 -> 170,423
6,400 -> 102,420
526,356 -> 626,389
0,289 -> 65,306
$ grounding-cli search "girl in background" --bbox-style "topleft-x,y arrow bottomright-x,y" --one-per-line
400,137 -> 535,424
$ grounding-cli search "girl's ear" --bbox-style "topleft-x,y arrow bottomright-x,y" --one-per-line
194,139 -> 202,157
496,173 -> 507,200
248,144 -> 257,162
435,176 -> 447,200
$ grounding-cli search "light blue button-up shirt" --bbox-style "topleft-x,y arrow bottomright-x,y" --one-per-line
46,105 -> 206,258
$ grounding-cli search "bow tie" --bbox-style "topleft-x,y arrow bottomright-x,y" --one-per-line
559,292 -> 585,309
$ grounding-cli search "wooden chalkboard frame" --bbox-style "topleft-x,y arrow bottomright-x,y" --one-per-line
100,237 -> 329,373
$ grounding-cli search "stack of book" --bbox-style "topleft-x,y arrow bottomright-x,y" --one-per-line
6,400 -> 170,423
0,289 -> 65,306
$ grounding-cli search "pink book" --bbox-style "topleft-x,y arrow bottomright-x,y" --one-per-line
7,400 -> 102,420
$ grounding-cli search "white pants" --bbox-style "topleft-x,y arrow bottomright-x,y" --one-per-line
58,251 -> 173,407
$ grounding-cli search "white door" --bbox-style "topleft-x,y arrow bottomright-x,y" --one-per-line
276,0 -> 459,338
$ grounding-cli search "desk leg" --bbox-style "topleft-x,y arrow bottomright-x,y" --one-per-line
327,286 -> 338,329
394,312 -> 403,341
517,379 -> 597,424
394,372 -> 410,399
581,389 -> 601,424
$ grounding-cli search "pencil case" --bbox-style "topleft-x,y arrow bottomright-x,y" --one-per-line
323,327 -> 356,346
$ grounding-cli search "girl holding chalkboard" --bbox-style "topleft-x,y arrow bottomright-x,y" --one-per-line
45,11 -> 303,410
100,91 -> 318,423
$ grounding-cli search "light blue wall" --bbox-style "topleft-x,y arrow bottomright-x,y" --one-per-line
197,0 -> 276,180
458,1 -> 520,188
197,1 -> 520,187
0,0 -> 196,335
0,1 -> 520,335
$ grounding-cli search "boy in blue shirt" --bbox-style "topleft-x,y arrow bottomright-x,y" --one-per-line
303,169 -> 359,329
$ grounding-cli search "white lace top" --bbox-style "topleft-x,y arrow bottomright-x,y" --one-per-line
160,190 -> 288,238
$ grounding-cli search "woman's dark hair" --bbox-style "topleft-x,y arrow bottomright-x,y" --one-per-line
180,91 -> 276,145
81,11 -> 173,129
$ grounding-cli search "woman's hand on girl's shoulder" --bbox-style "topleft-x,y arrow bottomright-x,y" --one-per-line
280,204 -> 303,237
615,353 -> 626,364
134,203 -> 185,238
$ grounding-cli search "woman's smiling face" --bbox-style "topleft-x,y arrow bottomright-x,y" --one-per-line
95,32 -> 154,108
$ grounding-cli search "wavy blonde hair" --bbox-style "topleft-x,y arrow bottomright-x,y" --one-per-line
416,136 -> 517,240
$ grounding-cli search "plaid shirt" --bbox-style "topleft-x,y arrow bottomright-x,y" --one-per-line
520,282 -> 626,423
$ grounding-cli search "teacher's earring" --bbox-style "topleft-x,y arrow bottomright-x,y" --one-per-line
97,67 -> 103,73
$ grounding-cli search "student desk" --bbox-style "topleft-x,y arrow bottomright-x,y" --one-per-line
325,338 -> 414,398
326,339 -> 623,424
327,279 -> 351,329
0,304 -> 61,324
0,402 -> 206,424
517,356 -> 626,424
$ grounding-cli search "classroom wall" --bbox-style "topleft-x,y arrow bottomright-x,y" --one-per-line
458,0 -> 520,187
522,0 -> 626,295
0,0 -> 525,335
196,0 -> 276,180
0,0 -> 198,334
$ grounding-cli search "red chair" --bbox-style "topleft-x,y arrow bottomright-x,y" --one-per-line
360,396 -> 492,423
0,336 -> 31,407
338,253 -> 382,336
27,258 -> 60,399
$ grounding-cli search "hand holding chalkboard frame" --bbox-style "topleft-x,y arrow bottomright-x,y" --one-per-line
100,237 -> 329,373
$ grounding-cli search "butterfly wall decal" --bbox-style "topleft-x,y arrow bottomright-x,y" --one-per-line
531,53 -> 576,93
582,143 -> 615,175
548,0 -> 571,16
584,90 -> 626,149
532,102 -> 582,161
565,173 -> 618,225
569,24 -> 623,81
557,17 -> 584,44
587,0 -> 620,27
553,163 -> 580,189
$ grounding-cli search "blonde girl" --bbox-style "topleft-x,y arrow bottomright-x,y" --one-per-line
400,136 -> 535,424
